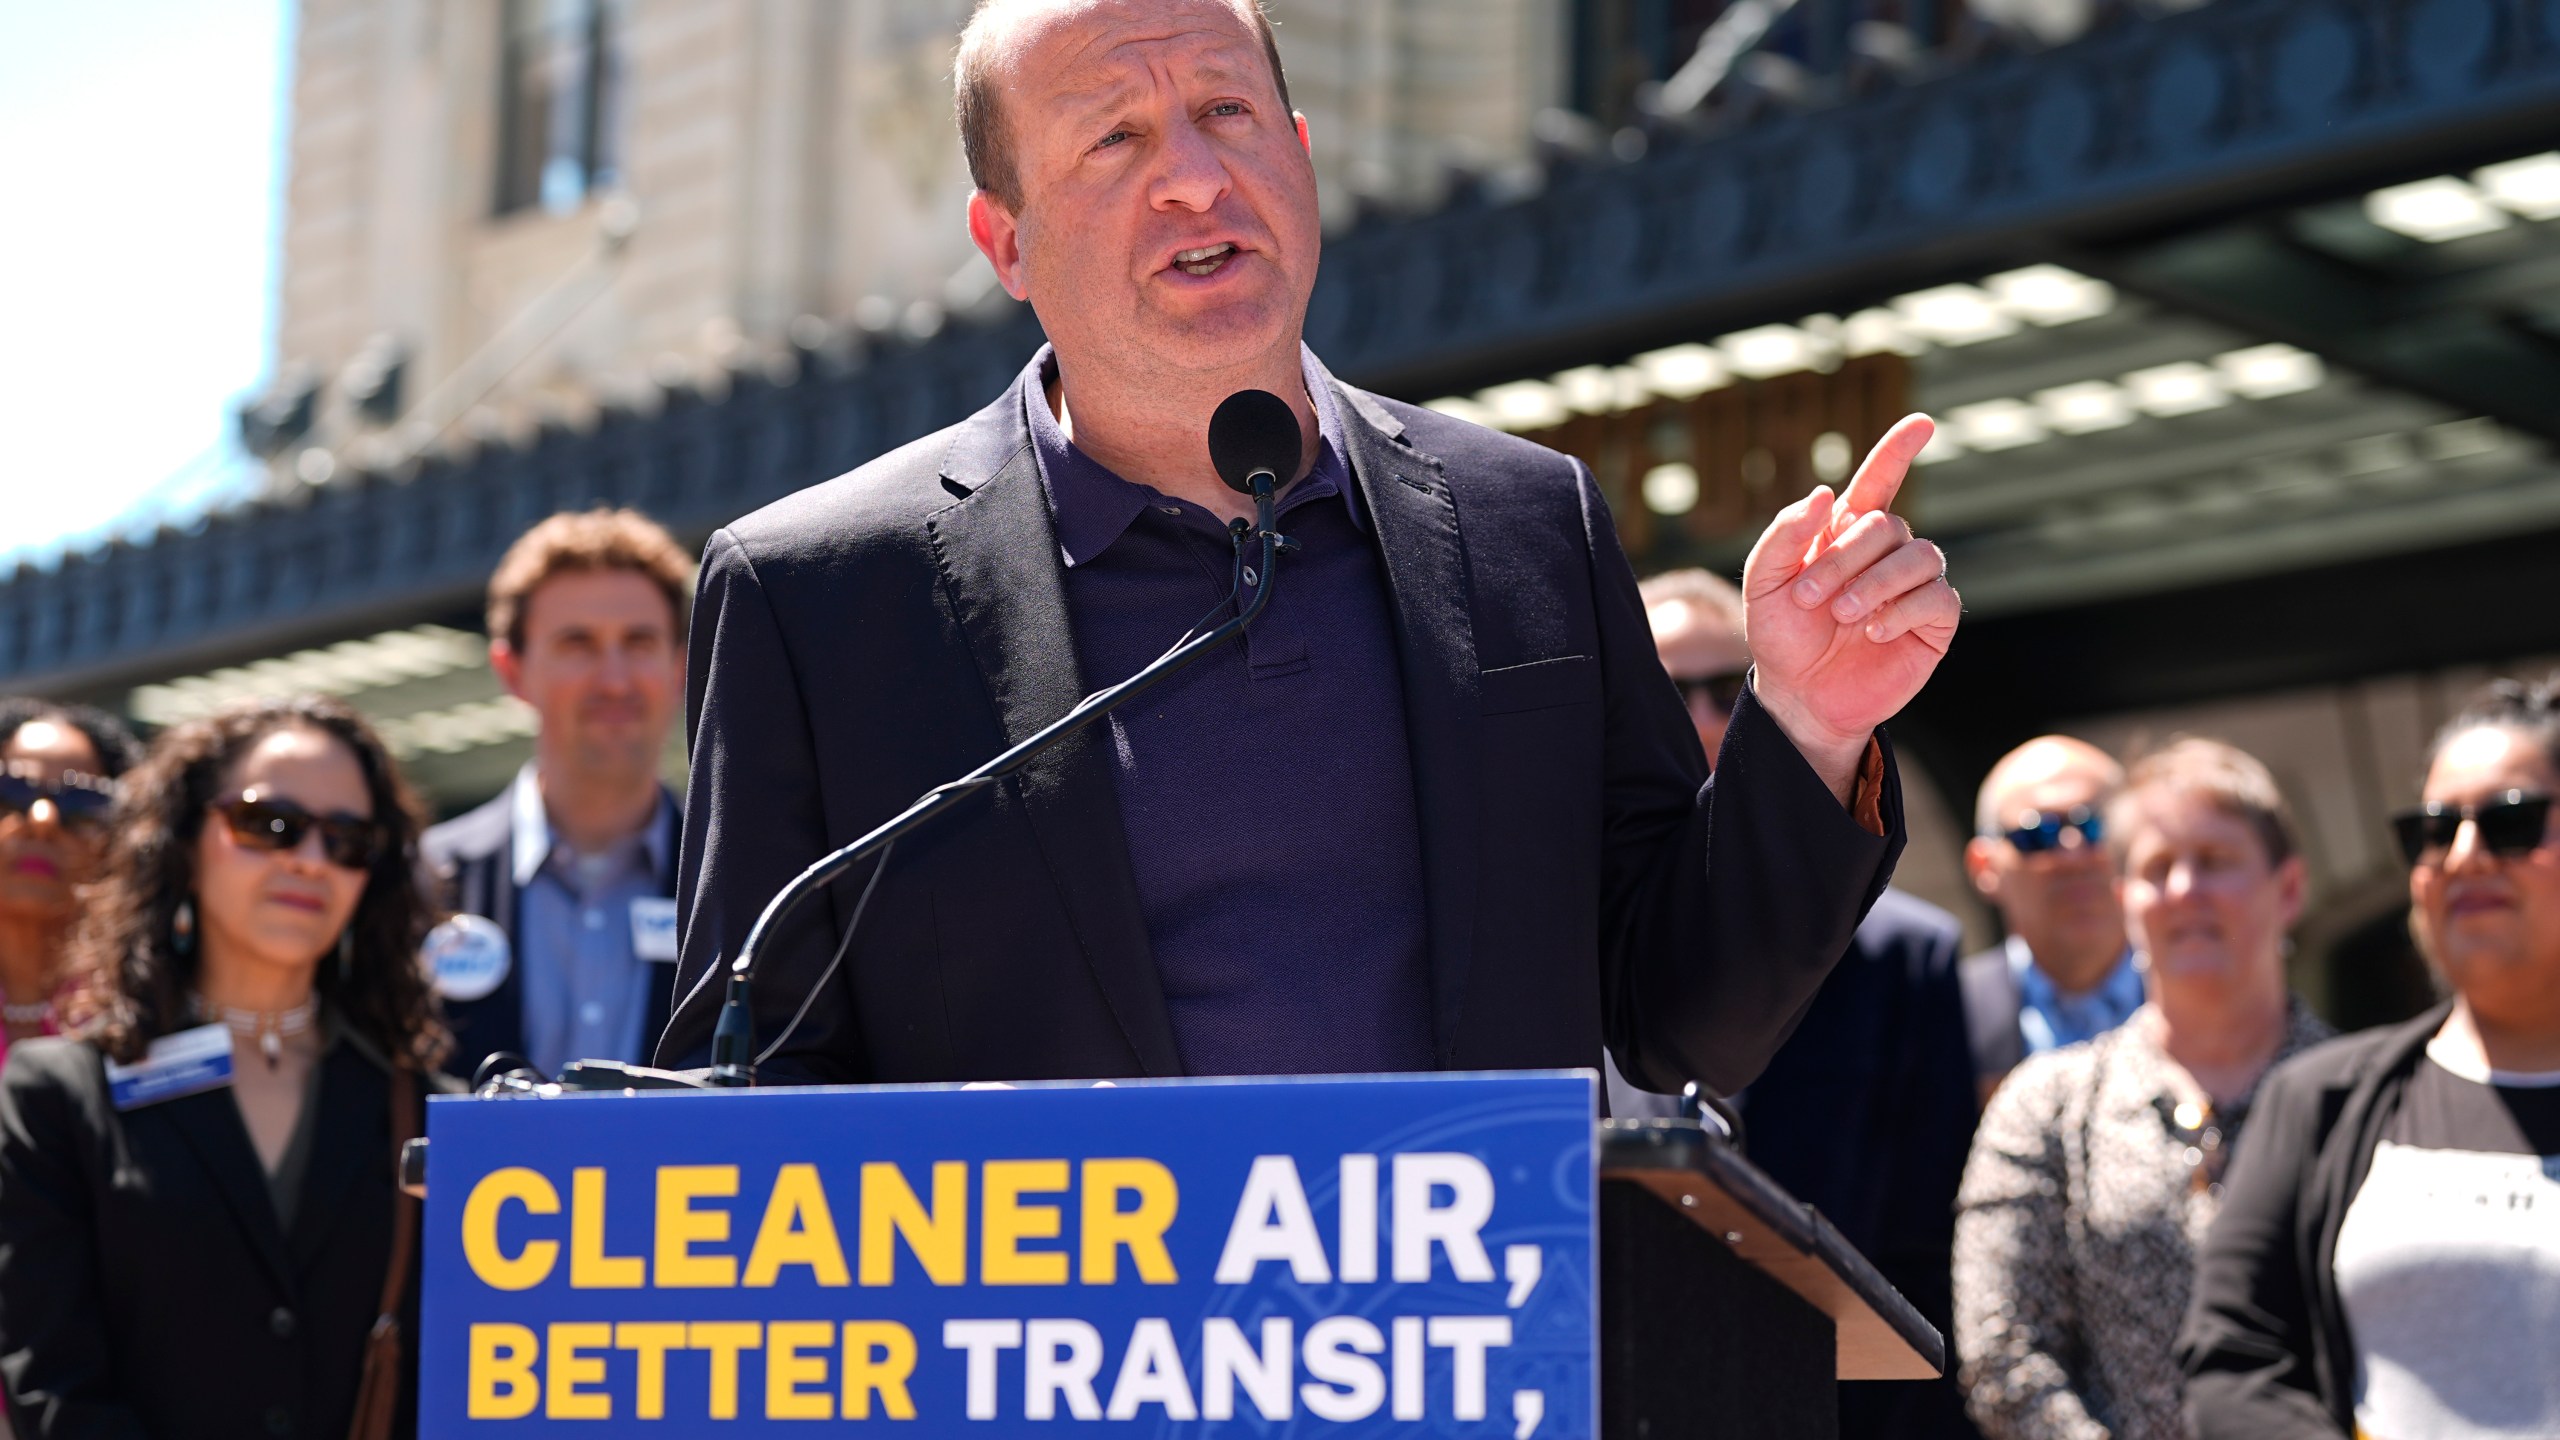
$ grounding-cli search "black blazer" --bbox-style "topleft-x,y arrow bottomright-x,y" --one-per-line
422,784 -> 681,1081
0,1034 -> 451,1440
1731,889 -> 1982,1440
2177,1006 -> 2450,1440
658,359 -> 1904,1092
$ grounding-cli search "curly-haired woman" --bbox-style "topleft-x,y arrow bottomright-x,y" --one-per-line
0,698 -> 140,1068
0,697 -> 453,1440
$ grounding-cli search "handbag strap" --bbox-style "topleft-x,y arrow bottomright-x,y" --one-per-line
378,1065 -> 419,1319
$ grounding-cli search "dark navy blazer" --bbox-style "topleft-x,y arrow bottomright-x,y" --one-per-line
659,359 -> 1907,1091
1739,888 -> 1981,1440
421,786 -> 680,1082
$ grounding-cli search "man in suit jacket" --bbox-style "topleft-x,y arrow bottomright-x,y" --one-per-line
1610,569 -> 1982,1439
1956,735 -> 2138,1102
424,510 -> 693,1081
658,0 -> 1964,1091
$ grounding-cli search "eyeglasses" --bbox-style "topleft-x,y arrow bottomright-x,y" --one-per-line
1995,805 -> 2105,855
212,791 -> 385,871
2389,790 -> 2552,868
0,768 -> 118,833
1674,671 -> 1749,715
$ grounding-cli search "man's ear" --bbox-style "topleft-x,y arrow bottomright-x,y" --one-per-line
1964,836 -> 2003,902
2273,853 -> 2308,931
967,190 -> 1032,301
1295,111 -> 1311,155
489,639 -> 529,705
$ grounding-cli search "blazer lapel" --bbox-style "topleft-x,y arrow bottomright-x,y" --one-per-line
289,1042 -> 389,1272
157,1084 -> 297,1293
1330,378 -> 1484,1065
923,379 -> 1184,1077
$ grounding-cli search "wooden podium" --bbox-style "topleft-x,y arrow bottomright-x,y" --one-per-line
1599,1117 -> 1946,1440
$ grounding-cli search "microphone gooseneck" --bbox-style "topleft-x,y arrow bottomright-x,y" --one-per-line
702,389 -> 1305,1085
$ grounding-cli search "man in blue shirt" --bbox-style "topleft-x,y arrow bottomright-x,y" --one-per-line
425,509 -> 694,1081
1959,735 -> 2140,1101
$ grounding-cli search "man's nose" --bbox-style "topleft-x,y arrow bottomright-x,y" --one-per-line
1150,118 -> 1232,212
2443,816 -> 2496,874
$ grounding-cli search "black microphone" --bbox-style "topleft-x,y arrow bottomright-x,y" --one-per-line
1209,387 -> 1301,499
697,389 -> 1305,1085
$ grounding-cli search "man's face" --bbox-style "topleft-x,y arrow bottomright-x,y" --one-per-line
1647,598 -> 1751,766
967,0 -> 1322,382
494,570 -> 683,783
1967,761 -> 2124,966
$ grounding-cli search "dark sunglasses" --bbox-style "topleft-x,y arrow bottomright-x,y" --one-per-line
212,791 -> 386,871
2390,790 -> 2552,868
1675,671 -> 1749,715
1997,804 -> 2105,855
0,770 -> 118,832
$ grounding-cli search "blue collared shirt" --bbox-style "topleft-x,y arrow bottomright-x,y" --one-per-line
1027,344 -> 1434,1076
2009,934 -> 2145,1056
510,765 -> 677,1076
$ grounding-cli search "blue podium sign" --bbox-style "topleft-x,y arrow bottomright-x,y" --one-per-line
420,1072 -> 1597,1437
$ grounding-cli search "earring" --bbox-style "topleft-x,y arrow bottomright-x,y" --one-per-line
337,927 -> 355,983
172,899 -> 195,958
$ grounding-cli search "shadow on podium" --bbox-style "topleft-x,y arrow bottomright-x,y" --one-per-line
1599,1118 -> 1945,1440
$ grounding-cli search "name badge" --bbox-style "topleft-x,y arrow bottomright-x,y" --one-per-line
106,1023 -> 235,1111
424,913 -> 512,1002
630,896 -> 679,962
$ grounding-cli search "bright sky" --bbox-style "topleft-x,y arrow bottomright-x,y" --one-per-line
0,0 -> 293,567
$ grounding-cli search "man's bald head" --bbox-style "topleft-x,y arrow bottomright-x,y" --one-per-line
1974,735 -> 2124,836
954,0 -> 1292,210
1967,734 -> 2129,997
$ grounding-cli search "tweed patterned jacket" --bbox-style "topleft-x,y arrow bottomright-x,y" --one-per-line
1951,999 -> 2333,1440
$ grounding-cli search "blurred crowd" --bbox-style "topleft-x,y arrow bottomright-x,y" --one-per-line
0,509 -> 2553,1439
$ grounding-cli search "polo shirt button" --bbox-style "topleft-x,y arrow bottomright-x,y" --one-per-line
1159,505 -> 1181,516
269,1306 -> 296,1338
265,1405 -> 292,1435
582,908 -> 605,930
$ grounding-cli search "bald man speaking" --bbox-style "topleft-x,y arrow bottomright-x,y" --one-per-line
659,0 -> 1961,1092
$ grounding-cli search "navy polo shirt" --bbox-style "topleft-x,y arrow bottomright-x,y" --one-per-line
1025,346 -> 1434,1076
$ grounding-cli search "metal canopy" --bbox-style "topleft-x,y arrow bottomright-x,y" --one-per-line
7,0 -> 2560,706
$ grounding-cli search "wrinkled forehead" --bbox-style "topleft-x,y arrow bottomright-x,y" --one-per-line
984,0 -> 1272,105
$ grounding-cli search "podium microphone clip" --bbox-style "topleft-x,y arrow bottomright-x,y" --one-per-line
708,963 -> 756,1086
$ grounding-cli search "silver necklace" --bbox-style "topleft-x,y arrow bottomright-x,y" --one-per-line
188,994 -> 317,1068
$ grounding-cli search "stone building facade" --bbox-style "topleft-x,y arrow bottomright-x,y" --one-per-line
267,0 -> 1564,471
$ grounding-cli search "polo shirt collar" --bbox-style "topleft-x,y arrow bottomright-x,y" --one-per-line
1023,342 -> 1362,568
508,762 -> 676,889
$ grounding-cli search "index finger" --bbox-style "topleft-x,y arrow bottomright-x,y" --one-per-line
1839,414 -> 1937,517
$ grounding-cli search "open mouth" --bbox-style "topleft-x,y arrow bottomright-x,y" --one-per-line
1172,243 -> 1239,277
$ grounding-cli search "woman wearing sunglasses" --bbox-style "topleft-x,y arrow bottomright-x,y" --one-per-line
0,697 -> 451,1440
2183,679 -> 2560,1440
0,699 -> 140,1068
1954,738 -> 2332,1440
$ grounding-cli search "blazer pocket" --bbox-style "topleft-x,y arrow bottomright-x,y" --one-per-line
1480,654 -> 1599,715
